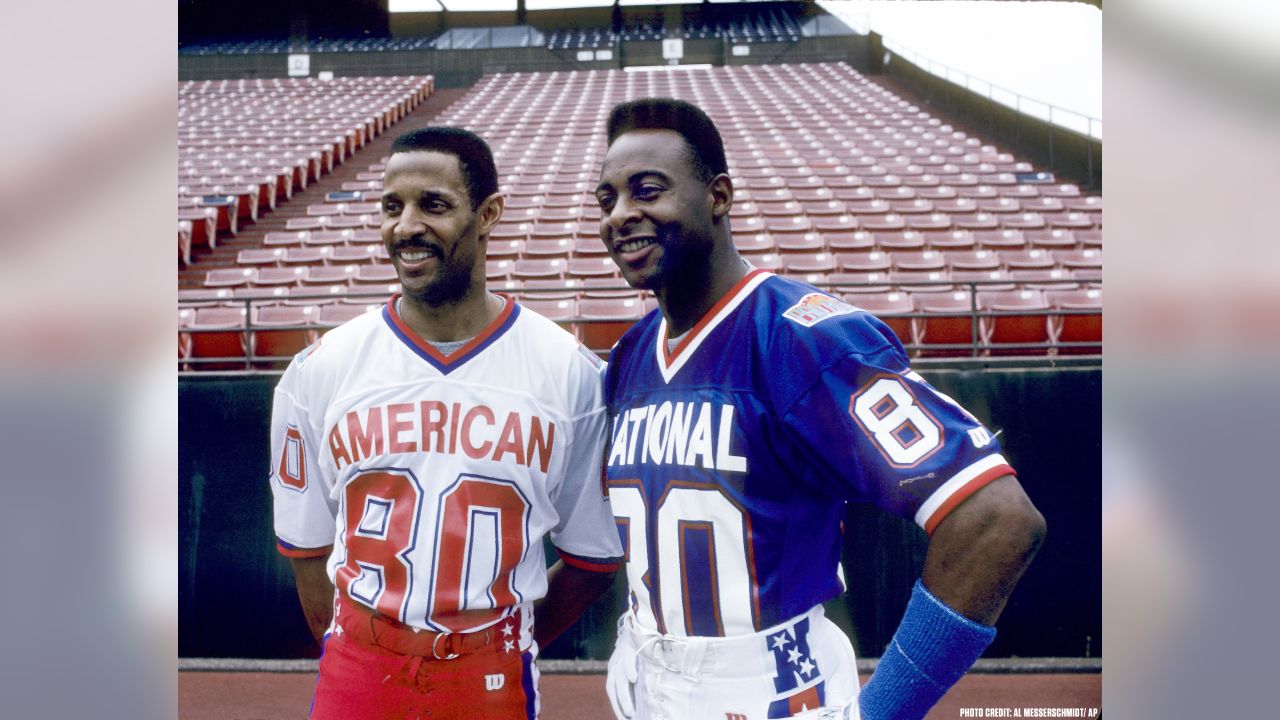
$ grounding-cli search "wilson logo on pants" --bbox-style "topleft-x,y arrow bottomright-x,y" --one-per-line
485,674 -> 505,691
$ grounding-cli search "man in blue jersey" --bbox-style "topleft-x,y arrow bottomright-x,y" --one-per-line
594,98 -> 1046,720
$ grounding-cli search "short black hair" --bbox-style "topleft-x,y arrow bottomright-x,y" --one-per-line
388,126 -> 499,210
606,98 -> 728,183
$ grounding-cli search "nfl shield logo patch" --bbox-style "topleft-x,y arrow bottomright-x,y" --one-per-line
782,293 -> 857,328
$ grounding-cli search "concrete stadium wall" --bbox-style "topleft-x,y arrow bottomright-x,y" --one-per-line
179,365 -> 1099,660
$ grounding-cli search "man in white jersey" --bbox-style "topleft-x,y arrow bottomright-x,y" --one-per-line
270,127 -> 623,720
595,98 -> 1046,720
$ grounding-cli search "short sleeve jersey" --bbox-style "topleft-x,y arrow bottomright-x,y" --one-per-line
270,295 -> 623,634
603,270 -> 1014,637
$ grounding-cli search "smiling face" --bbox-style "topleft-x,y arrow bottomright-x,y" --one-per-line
596,129 -> 722,292
380,150 -> 499,307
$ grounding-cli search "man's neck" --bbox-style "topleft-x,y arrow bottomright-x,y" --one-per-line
657,243 -> 750,338
398,288 -> 503,343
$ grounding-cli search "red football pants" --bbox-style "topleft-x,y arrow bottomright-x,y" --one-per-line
309,631 -> 540,720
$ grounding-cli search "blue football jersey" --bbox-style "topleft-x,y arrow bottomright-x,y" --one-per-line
603,270 -> 1014,637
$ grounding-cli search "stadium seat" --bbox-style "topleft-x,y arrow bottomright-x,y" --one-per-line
826,231 -> 875,252
875,231 -> 925,251
1054,249 -> 1103,270
1047,288 -> 1102,353
520,297 -> 578,332
281,247 -> 332,265
1000,249 -> 1056,271
579,297 -> 645,352
1010,268 -> 1078,290
521,278 -> 582,300
524,238 -> 574,257
775,232 -> 824,253
974,229 -> 1026,250
829,271 -> 892,294
187,306 -> 248,370
977,289 -> 1052,354
923,231 -> 976,251
250,305 -> 320,367
913,290 -> 978,357
512,258 -> 566,279
890,251 -> 945,272
735,232 -> 776,254
204,268 -> 257,288
1026,229 -> 1076,249
317,302 -> 381,328
837,251 -> 890,273
354,264 -> 398,285
237,248 -> 285,266
254,267 -> 309,286
844,291 -> 914,345
947,250 -> 1000,271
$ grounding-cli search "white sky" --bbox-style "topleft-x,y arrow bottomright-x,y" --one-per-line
819,1 -> 1101,134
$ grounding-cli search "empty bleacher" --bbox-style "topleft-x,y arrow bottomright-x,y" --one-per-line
177,75 -> 433,265
178,63 -> 1100,370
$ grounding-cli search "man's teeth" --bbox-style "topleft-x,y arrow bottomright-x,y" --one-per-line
620,238 -> 654,253
400,250 -> 432,261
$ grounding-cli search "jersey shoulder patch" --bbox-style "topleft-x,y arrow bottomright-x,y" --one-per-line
781,292 -> 857,328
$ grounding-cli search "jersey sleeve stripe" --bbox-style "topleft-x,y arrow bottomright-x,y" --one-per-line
276,539 -> 333,559
556,547 -> 622,573
915,454 -> 1016,535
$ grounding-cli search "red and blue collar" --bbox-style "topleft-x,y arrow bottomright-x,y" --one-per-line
383,293 -> 519,374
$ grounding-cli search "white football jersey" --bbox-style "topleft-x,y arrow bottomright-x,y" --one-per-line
270,295 -> 623,635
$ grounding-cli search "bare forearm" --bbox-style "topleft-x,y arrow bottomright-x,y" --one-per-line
534,560 -> 617,649
921,475 -> 1046,624
290,556 -> 335,643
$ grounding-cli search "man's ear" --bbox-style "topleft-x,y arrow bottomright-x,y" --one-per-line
709,173 -> 734,221
477,192 -> 505,235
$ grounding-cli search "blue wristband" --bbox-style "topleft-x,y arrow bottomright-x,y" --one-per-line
858,579 -> 997,720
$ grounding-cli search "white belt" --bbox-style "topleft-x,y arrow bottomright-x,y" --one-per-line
623,605 -> 826,680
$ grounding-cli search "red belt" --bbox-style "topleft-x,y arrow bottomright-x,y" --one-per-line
336,597 -> 516,660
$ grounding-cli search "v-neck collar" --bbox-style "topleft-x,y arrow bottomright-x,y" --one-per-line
654,269 -> 772,384
383,293 -> 519,375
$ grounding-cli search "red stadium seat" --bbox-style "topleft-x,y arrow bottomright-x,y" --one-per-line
254,266 -> 309,287
947,250 -> 1000,272
579,296 -> 645,352
875,231 -> 925,251
1026,229 -> 1076,249
923,230 -> 976,251
1047,287 -> 1102,353
890,250 -> 945,272
318,303 -> 380,327
836,251 -> 890,273
734,232 -> 776,254
1053,249 -> 1102,270
237,248 -> 285,266
977,289 -> 1051,354
204,268 -> 257,288
513,258 -> 567,280
844,291 -> 914,345
187,306 -> 248,370
522,278 -> 583,300
974,229 -> 1026,250
250,305 -> 320,367
829,271 -> 892,294
913,290 -> 977,357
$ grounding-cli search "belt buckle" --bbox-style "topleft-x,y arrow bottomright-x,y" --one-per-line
432,632 -> 460,661
655,638 -> 681,672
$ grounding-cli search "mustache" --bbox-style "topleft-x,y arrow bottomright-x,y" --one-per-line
392,238 -> 444,256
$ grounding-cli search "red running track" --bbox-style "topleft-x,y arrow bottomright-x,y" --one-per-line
179,671 -> 1100,719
